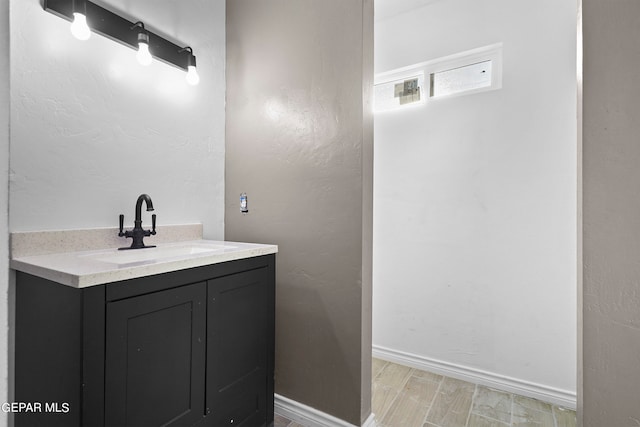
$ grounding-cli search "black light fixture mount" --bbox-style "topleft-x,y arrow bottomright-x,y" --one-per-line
179,47 -> 196,69
44,0 -> 195,73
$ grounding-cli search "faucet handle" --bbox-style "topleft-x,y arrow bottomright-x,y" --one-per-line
151,214 -> 157,235
118,214 -> 125,236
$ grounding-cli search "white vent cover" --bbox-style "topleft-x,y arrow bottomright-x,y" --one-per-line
430,60 -> 493,98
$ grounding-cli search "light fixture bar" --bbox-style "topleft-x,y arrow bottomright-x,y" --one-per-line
43,0 -> 192,71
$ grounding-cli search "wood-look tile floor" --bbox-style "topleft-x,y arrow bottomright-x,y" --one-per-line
274,358 -> 577,427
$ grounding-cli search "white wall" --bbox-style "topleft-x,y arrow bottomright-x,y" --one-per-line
373,0 -> 577,403
5,0 -> 225,419
1,0 -> 9,424
10,0 -> 225,239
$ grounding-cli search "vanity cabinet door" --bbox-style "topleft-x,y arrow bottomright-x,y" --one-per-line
105,282 -> 207,427
206,268 -> 271,427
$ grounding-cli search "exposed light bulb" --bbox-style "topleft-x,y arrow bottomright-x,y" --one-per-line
70,12 -> 91,41
131,23 -> 152,66
182,48 -> 199,86
136,40 -> 152,66
186,65 -> 200,86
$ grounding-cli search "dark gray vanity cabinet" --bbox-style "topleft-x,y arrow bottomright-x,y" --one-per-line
15,254 -> 275,427
207,269 -> 270,426
105,282 -> 207,427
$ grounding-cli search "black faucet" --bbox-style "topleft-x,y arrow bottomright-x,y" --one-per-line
118,194 -> 157,250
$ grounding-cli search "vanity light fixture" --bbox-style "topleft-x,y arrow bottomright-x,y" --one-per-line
69,0 -> 90,40
131,22 -> 153,66
44,0 -> 200,84
180,47 -> 200,86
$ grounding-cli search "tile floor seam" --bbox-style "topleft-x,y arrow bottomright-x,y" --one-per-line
379,393 -> 394,424
373,360 -> 388,381
387,368 -> 415,424
473,411 -> 510,426
510,392 -> 514,426
421,373 -> 444,426
371,360 -> 388,424
376,387 -> 395,423
392,368 -> 417,425
464,384 -> 477,427
378,364 -> 414,425
374,362 -> 394,423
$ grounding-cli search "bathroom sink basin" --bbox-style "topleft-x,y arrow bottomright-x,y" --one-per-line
82,243 -> 232,267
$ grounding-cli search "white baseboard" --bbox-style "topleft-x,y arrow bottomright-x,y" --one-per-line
275,394 -> 377,427
373,345 -> 577,410
361,413 -> 376,427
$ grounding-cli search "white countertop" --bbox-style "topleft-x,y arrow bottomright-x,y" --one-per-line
11,240 -> 278,288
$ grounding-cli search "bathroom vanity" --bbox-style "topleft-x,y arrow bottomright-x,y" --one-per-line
11,237 -> 277,427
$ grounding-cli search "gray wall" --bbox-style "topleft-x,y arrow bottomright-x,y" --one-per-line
582,0 -> 640,425
1,0 -> 9,424
360,0 -> 374,421
225,0 -> 373,424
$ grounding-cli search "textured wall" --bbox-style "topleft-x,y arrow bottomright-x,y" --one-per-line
360,0 -> 374,420
10,0 -> 225,239
1,0 -> 9,424
6,0 -> 225,419
582,0 -> 640,425
373,0 -> 577,403
225,0 -> 373,424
